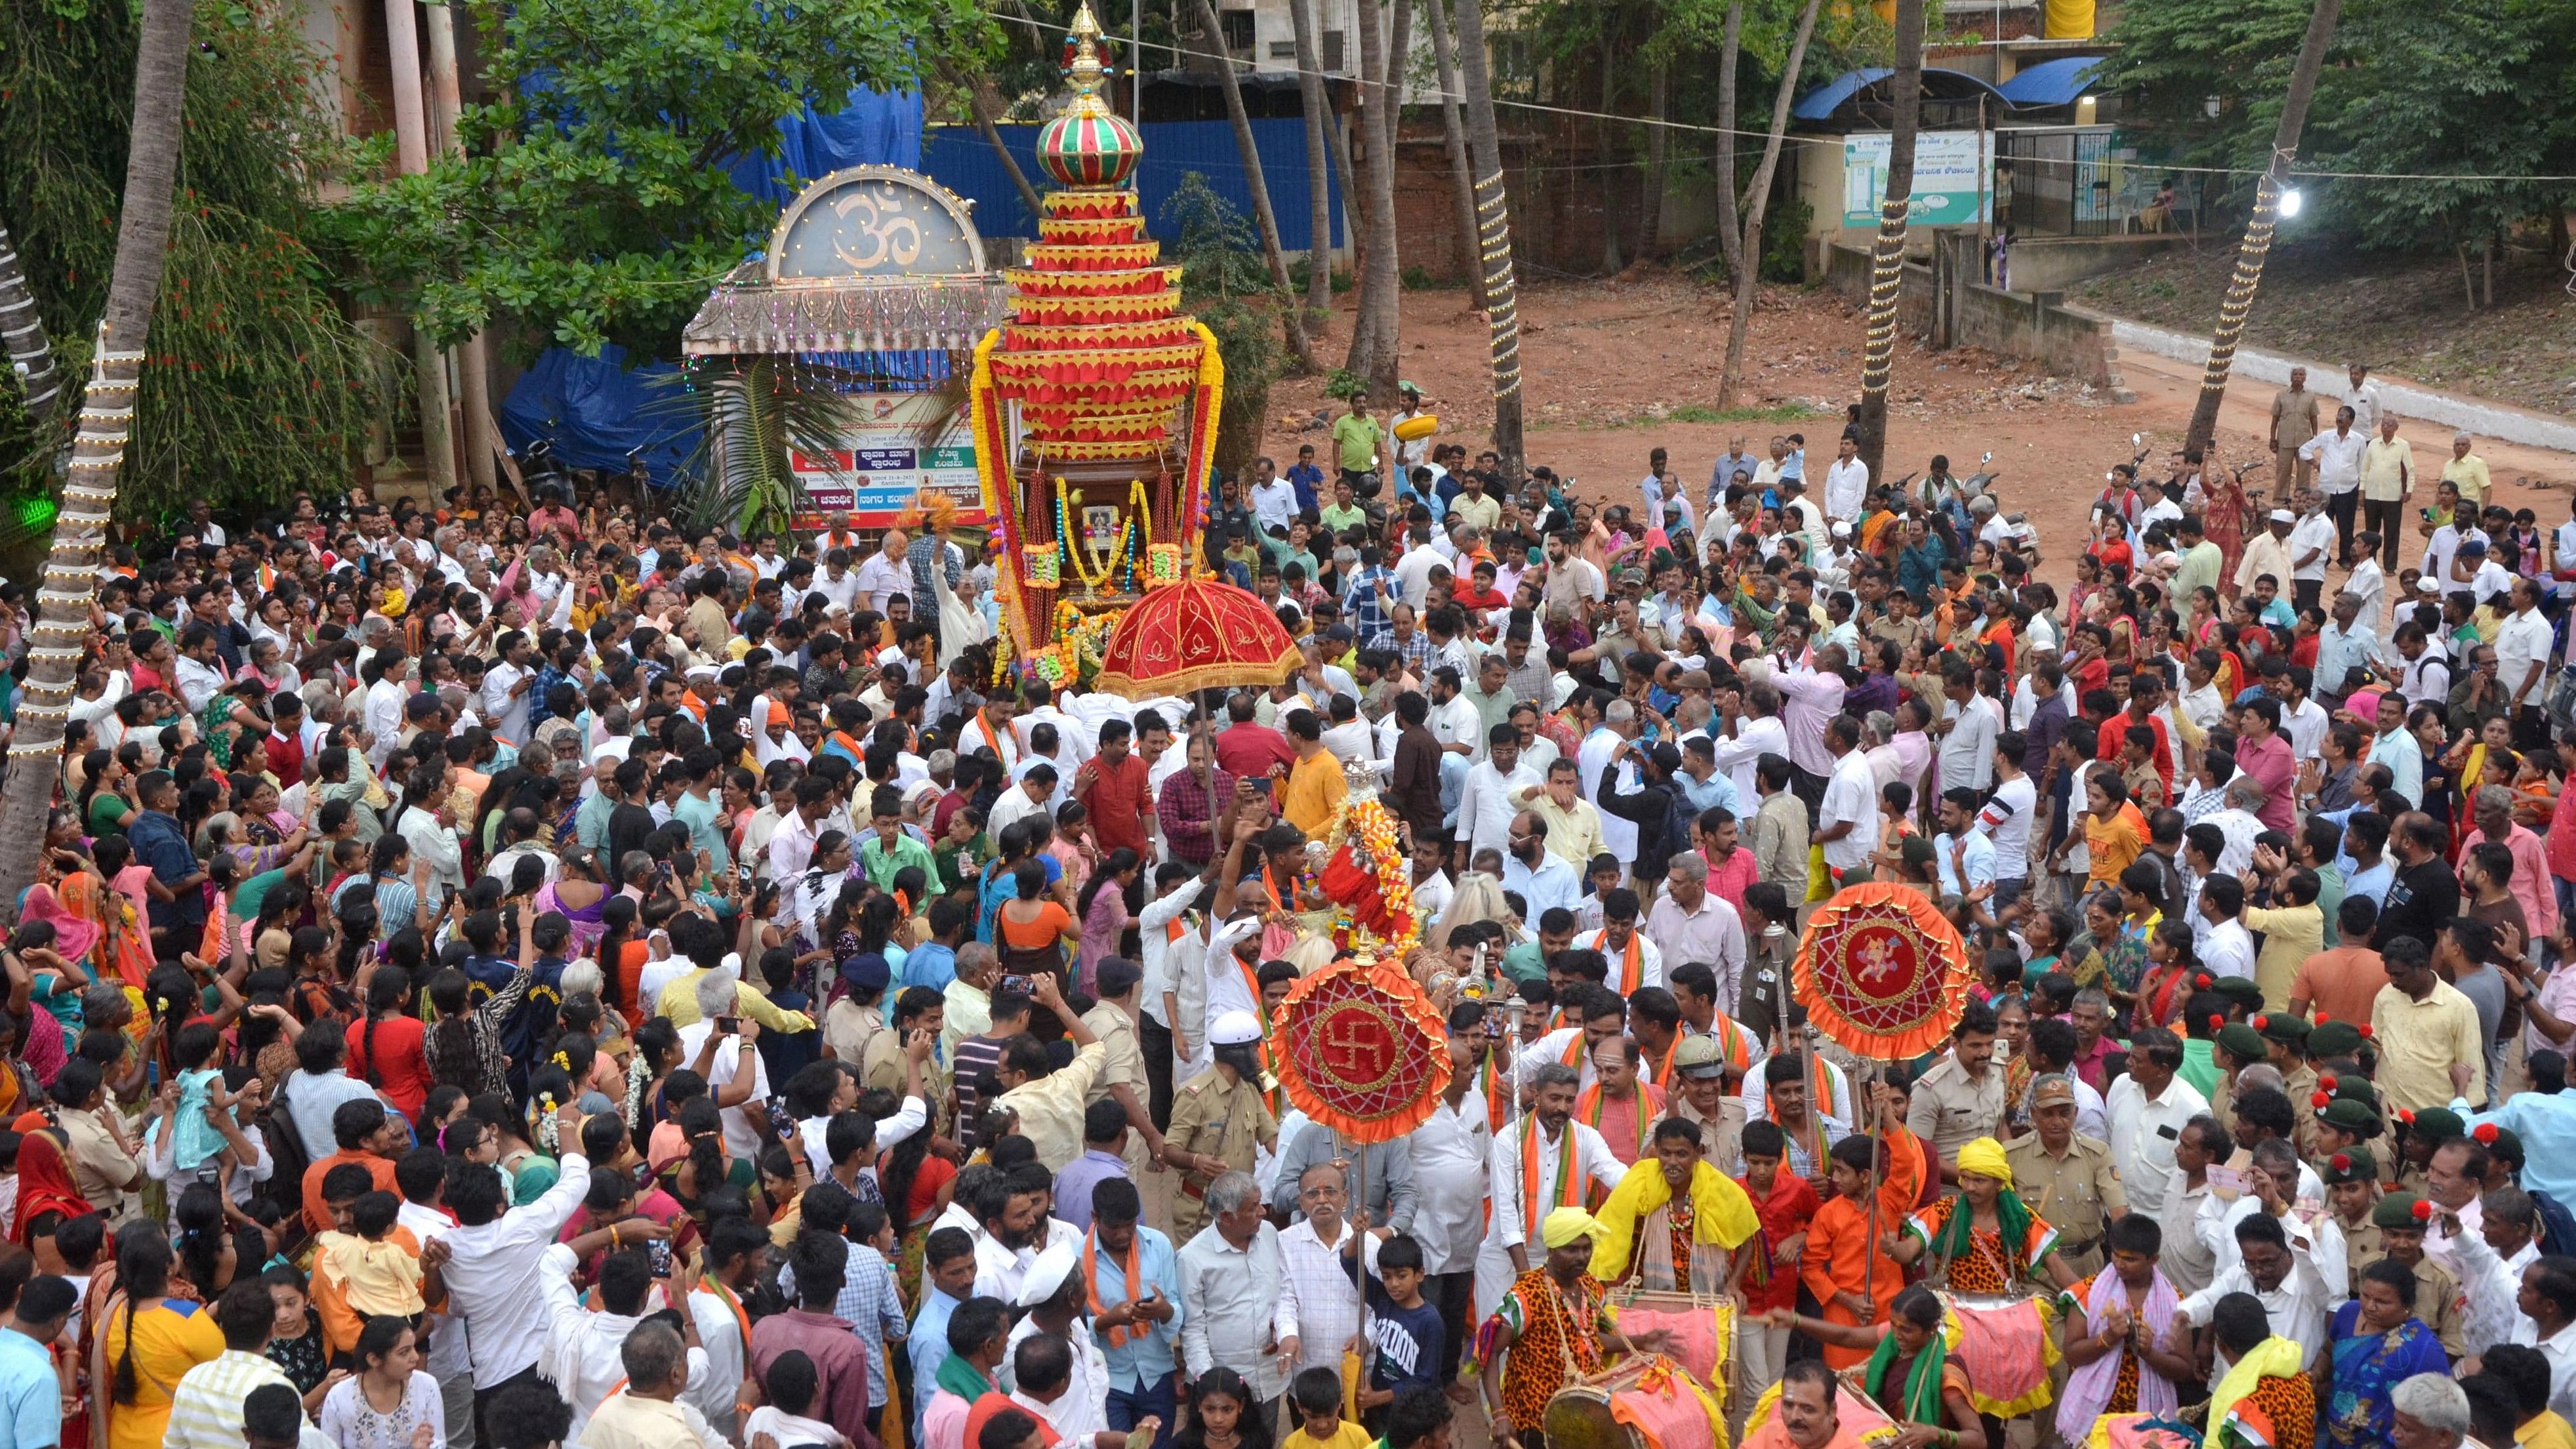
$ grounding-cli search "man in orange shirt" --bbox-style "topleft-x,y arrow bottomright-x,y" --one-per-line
1798,1082 -> 1922,1368
300,1098 -> 406,1233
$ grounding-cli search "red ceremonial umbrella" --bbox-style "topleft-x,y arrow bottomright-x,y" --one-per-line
1271,953 -> 1453,1145
1090,576 -> 1302,700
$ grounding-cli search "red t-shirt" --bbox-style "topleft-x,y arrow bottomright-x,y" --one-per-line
346,1015 -> 433,1118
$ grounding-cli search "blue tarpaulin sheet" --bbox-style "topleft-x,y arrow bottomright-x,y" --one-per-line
497,343 -> 697,489
503,90 -> 927,486
923,116 -> 1341,249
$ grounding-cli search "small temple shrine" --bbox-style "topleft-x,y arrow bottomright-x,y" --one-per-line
966,3 -> 1229,673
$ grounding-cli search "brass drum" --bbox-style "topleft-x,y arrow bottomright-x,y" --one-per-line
1542,1358 -> 1663,1449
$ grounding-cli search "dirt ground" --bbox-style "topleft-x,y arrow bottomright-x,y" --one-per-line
1261,274 -> 2576,586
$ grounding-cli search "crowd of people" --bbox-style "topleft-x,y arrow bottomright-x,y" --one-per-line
0,376 -> 2560,1449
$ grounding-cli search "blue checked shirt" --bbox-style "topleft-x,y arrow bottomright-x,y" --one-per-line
1342,565 -> 1399,640
780,1238 -> 910,1406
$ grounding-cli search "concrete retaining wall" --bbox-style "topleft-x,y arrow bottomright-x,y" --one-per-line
1824,241 -> 2128,394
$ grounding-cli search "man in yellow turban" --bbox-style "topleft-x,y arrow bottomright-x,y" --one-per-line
1891,1133 -> 2083,1299
1589,1116 -> 1763,1296
1475,1208 -> 1653,1449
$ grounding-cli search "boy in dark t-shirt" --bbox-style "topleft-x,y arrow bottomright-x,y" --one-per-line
1354,1233 -> 1446,1433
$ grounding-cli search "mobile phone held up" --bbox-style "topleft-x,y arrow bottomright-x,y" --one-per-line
714,1015 -> 741,1036
999,975 -> 1033,996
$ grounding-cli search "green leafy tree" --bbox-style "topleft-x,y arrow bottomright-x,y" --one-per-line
1160,174 -> 1283,481
0,0 -> 392,520
331,0 -> 981,360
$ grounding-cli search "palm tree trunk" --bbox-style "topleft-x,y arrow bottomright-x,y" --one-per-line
1715,0 -> 1822,409
0,218 -> 62,424
1449,0 -> 1524,474
0,0 -> 192,903
1713,1 -> 1742,286
1597,30 -> 1621,275
1193,0 -> 1322,373
1287,0 -> 1336,318
1635,57 -> 1669,265
1423,0 -> 1485,307
1852,0 -> 1925,489
945,62 -> 1044,222
2182,0 -> 2344,456
1347,0 -> 1404,398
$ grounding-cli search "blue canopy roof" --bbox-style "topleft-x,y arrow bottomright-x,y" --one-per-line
1996,56 -> 2105,107
1793,67 -> 2010,122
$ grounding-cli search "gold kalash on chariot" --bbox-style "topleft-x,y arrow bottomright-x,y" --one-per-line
964,3 -> 1298,695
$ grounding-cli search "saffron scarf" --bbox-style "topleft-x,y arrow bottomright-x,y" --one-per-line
1608,930 -> 1644,994
1587,1159 -> 1760,1283
1521,1117 -> 1580,1234
1862,1324 -> 1950,1428
1576,1084 -> 1654,1161
1084,1229 -> 1143,1347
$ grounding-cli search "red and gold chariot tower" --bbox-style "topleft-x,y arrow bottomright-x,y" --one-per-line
967,2 -> 1242,685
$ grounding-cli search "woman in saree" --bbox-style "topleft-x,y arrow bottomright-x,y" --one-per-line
2203,463 -> 2254,599
58,851 -> 151,990
1760,1286 -> 1988,1448
11,1123 -> 94,1245
2322,1258 -> 2449,1446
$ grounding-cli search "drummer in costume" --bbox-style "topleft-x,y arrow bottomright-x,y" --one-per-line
2193,1292 -> 2316,1448
2001,1074 -> 2126,1278
1756,1286 -> 1990,1448
1891,1135 -> 2085,1298
1797,1083 -> 1925,1370
1475,1208 -> 1652,1449
1585,1118 -> 1762,1296
1162,1009 -> 1278,1244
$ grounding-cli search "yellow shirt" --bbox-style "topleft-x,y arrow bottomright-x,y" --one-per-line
653,969 -> 817,1033
2523,1411 -> 2576,1449
1520,790 -> 1607,871
1282,748 -> 1348,836
2445,452 -> 2493,508
1285,1422 -> 1376,1449
2360,436 -> 2415,502
2369,977 -> 2487,1112
2242,901 -> 2323,1012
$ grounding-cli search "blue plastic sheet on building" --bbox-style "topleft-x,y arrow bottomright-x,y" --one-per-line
923,116 -> 1341,249
502,89 -> 926,487
497,343 -> 698,490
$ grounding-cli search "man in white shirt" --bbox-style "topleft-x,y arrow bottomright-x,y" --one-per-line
1454,730 -> 1539,868
2177,1215 -> 2331,1382
1822,436 -> 1868,523
2287,490 -> 2336,615
443,1102 -> 595,1391
1815,716 -> 1879,884
852,530 -> 912,613
1980,735 -> 2037,910
2499,579 -> 2556,746
2344,361 -> 2384,436
1176,1172 -> 1299,1408
2103,1028 -> 2209,1220
1248,459 -> 1299,537
482,630 -> 537,745
1477,1065 -> 1625,1318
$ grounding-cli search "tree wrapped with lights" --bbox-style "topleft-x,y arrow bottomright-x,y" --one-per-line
1852,0 -> 1923,488
2182,0 -> 2344,457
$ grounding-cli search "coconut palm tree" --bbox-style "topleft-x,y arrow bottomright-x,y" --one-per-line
0,0 -> 192,901
0,217 -> 60,423
2184,0 -> 2344,456
1422,0 -> 1485,306
1715,0 -> 1823,410
1347,0 -> 1404,398
1288,0 -> 1336,320
1853,0 -> 1925,488
1450,0 -> 1525,475
1191,0 -> 1320,372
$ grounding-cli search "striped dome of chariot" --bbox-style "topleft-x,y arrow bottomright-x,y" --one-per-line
1038,4 -> 1141,189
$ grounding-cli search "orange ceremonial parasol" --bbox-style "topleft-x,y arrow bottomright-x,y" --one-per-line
1271,952 -> 1453,1145
1792,881 -> 1972,1062
1090,575 -> 1302,700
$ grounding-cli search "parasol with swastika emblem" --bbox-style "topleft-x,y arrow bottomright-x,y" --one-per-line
1271,950 -> 1453,1145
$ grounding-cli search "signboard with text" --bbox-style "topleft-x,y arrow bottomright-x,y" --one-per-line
790,392 -> 983,527
1842,131 -> 1992,228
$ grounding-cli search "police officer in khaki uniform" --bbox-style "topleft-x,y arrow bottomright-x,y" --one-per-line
2205,1021 -> 2268,1142
2255,1013 -> 2322,1154
2003,1072 -> 2125,1277
1904,1003 -> 2008,1186
2357,1192 -> 2467,1358
2323,1146 -> 2382,1296
1161,1008 -> 1278,1244
1667,1034 -> 1746,1175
